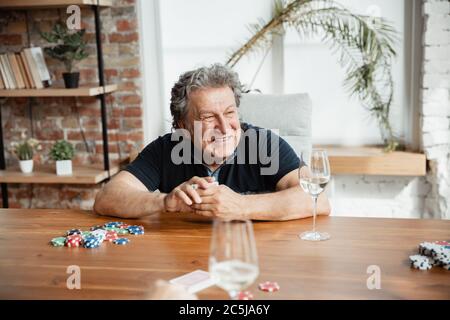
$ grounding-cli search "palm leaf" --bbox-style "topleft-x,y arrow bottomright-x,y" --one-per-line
226,0 -> 399,151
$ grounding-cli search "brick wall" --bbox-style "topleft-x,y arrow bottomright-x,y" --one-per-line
421,0 -> 450,219
0,0 -> 143,209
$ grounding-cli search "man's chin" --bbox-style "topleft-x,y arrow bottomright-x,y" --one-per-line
203,146 -> 235,163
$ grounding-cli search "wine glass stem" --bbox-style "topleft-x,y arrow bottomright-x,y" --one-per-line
312,195 -> 318,233
229,290 -> 238,300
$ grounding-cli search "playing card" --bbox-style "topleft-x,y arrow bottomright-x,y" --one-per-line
169,270 -> 216,293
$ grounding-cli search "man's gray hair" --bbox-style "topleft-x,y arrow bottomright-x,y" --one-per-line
170,63 -> 244,129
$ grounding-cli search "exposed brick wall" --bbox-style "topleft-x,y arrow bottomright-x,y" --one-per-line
421,0 -> 450,219
0,0 -> 143,209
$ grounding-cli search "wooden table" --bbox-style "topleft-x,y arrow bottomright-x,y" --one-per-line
0,209 -> 449,300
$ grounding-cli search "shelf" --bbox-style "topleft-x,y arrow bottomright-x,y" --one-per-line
316,146 -> 427,176
0,0 -> 113,9
0,164 -> 121,184
0,84 -> 117,97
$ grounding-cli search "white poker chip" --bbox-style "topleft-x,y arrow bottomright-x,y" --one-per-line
409,255 -> 432,270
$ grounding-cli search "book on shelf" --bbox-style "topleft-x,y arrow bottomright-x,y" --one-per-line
0,55 -> 11,89
23,48 -> 43,89
29,47 -> 52,87
0,69 -> 4,89
0,47 -> 52,90
20,51 -> 35,89
8,53 -> 25,89
1,53 -> 16,89
16,53 -> 31,89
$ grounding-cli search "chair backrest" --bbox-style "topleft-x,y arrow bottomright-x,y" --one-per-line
238,93 -> 312,156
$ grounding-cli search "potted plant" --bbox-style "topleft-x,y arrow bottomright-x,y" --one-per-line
9,138 -> 42,174
40,23 -> 89,88
50,140 -> 75,176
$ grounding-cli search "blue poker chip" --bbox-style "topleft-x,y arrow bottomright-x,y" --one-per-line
127,225 -> 144,235
104,221 -> 123,228
113,238 -> 130,245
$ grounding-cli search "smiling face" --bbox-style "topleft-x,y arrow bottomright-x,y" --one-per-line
180,86 -> 241,167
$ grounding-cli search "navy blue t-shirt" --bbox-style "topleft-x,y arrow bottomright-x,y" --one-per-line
124,123 -> 302,194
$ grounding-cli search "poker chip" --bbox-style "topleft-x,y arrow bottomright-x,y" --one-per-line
83,235 -> 102,248
50,237 -> 66,247
113,238 -> 130,245
258,281 -> 280,292
127,225 -> 144,235
105,231 -> 119,242
236,291 -> 254,300
50,221 -> 143,250
104,221 -> 123,228
116,228 -> 129,235
66,228 -> 82,236
66,234 -> 82,247
410,242 -> 450,271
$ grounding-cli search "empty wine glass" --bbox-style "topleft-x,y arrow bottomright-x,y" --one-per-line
299,149 -> 331,241
209,219 -> 259,299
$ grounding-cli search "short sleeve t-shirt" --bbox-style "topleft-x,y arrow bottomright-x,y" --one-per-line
124,123 -> 303,194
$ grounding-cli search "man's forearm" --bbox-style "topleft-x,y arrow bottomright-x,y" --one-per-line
243,187 -> 330,221
94,186 -> 167,218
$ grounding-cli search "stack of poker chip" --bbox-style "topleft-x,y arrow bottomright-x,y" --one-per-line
127,225 -> 144,235
49,221 -> 145,249
409,240 -> 450,271
66,234 -> 83,247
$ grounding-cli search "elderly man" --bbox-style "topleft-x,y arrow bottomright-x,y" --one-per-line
94,64 -> 331,220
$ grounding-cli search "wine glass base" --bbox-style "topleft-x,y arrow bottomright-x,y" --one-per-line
299,231 -> 330,241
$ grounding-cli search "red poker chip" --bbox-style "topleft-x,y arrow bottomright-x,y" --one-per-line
105,231 -> 118,242
236,291 -> 254,300
119,224 -> 130,229
66,239 -> 81,247
435,241 -> 450,246
258,281 -> 280,292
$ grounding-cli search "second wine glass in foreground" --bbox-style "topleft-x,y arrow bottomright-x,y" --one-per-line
209,219 -> 259,300
299,149 -> 331,241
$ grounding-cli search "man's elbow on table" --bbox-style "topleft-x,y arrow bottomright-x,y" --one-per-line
93,189 -> 112,217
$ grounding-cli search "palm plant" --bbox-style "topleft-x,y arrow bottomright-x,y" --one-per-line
226,0 -> 399,151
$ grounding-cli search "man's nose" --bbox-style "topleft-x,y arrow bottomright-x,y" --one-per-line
215,115 -> 228,135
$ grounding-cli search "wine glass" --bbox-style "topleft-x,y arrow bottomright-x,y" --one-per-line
209,219 -> 259,300
299,149 -> 331,241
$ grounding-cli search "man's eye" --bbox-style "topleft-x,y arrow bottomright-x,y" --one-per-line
226,111 -> 235,116
202,116 -> 214,121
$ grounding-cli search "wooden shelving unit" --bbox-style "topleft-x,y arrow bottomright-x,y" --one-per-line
315,146 -> 427,176
0,84 -> 117,97
0,164 -> 120,184
0,1 -> 119,207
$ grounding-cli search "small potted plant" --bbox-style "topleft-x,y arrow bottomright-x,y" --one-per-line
40,23 -> 89,88
50,140 -> 75,175
9,138 -> 42,174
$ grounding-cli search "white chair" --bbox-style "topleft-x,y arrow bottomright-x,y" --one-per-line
238,93 -> 313,156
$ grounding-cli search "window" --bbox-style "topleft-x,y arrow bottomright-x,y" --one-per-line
144,0 -> 414,147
